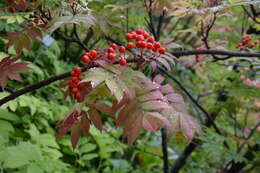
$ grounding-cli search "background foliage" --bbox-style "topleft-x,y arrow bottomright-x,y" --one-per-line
0,0 -> 260,173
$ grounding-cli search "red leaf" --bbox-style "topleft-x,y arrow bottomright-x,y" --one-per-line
71,123 -> 81,150
56,126 -> 69,139
141,101 -> 171,111
0,57 -> 31,89
160,84 -> 174,94
153,74 -> 165,84
147,112 -> 171,127
89,107 -> 103,130
142,117 -> 158,132
139,91 -> 164,101
81,113 -> 90,137
116,100 -> 137,127
179,113 -> 202,141
94,101 -> 114,116
150,61 -> 157,72
126,113 -> 143,145
3,27 -> 42,55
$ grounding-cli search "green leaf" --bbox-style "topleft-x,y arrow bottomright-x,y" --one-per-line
0,109 -> 20,122
4,143 -> 43,168
81,153 -> 98,161
0,120 -> 14,133
105,78 -> 124,102
78,143 -> 97,154
34,134 -> 60,149
27,163 -> 44,173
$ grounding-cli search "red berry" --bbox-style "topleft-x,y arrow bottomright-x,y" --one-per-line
127,42 -> 135,49
71,71 -> 76,76
136,41 -> 142,48
39,24 -> 46,28
19,0 -> 26,2
90,50 -> 97,57
107,53 -> 116,60
107,47 -> 115,53
153,42 -> 161,49
119,46 -> 126,53
147,37 -> 155,43
72,77 -> 79,83
111,43 -> 117,49
146,42 -> 153,49
131,32 -> 137,39
135,29 -> 143,35
85,52 -> 91,57
78,83 -> 85,89
75,92 -> 81,100
119,59 -> 127,66
136,35 -> 144,41
82,55 -> 90,63
71,87 -> 78,93
152,47 -> 158,52
140,41 -> 146,48
8,0 -> 15,3
74,67 -> 81,74
8,6 -> 16,13
142,31 -> 149,39
125,33 -> 132,40
158,47 -> 166,54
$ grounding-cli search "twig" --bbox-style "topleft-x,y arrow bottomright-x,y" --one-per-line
0,58 -> 139,107
161,128 -> 169,173
171,50 -> 260,58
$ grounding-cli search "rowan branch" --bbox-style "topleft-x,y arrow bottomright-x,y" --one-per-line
171,50 -> 260,58
0,58 -> 139,107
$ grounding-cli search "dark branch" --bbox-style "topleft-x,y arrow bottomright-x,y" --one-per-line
161,128 -> 169,173
0,58 -> 139,107
171,50 -> 260,58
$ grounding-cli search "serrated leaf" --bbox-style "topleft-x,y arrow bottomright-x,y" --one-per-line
157,57 -> 171,71
89,107 -> 103,130
160,84 -> 174,94
0,109 -> 20,122
81,113 -> 90,137
71,123 -> 81,150
179,113 -> 202,141
116,100 -> 138,127
0,57 -> 31,89
48,14 -> 96,33
153,74 -> 165,84
141,101 -> 171,111
142,117 -> 158,132
138,91 -> 164,101
105,78 -> 124,102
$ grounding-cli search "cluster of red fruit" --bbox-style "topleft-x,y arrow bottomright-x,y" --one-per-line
68,67 -> 84,100
7,0 -> 27,13
124,29 -> 166,54
236,36 -> 258,50
81,46 -> 127,66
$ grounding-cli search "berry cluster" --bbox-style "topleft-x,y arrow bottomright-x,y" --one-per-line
68,67 -> 84,101
125,29 -> 166,54
236,36 -> 258,50
81,45 -> 127,66
7,0 -> 27,13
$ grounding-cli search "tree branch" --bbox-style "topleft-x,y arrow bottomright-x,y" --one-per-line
0,58 -> 139,107
171,50 -> 260,58
161,128 -> 169,173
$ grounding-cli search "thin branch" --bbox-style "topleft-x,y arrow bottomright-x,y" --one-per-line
0,58 -> 139,107
0,87 -> 15,93
161,128 -> 169,173
171,50 -> 260,58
